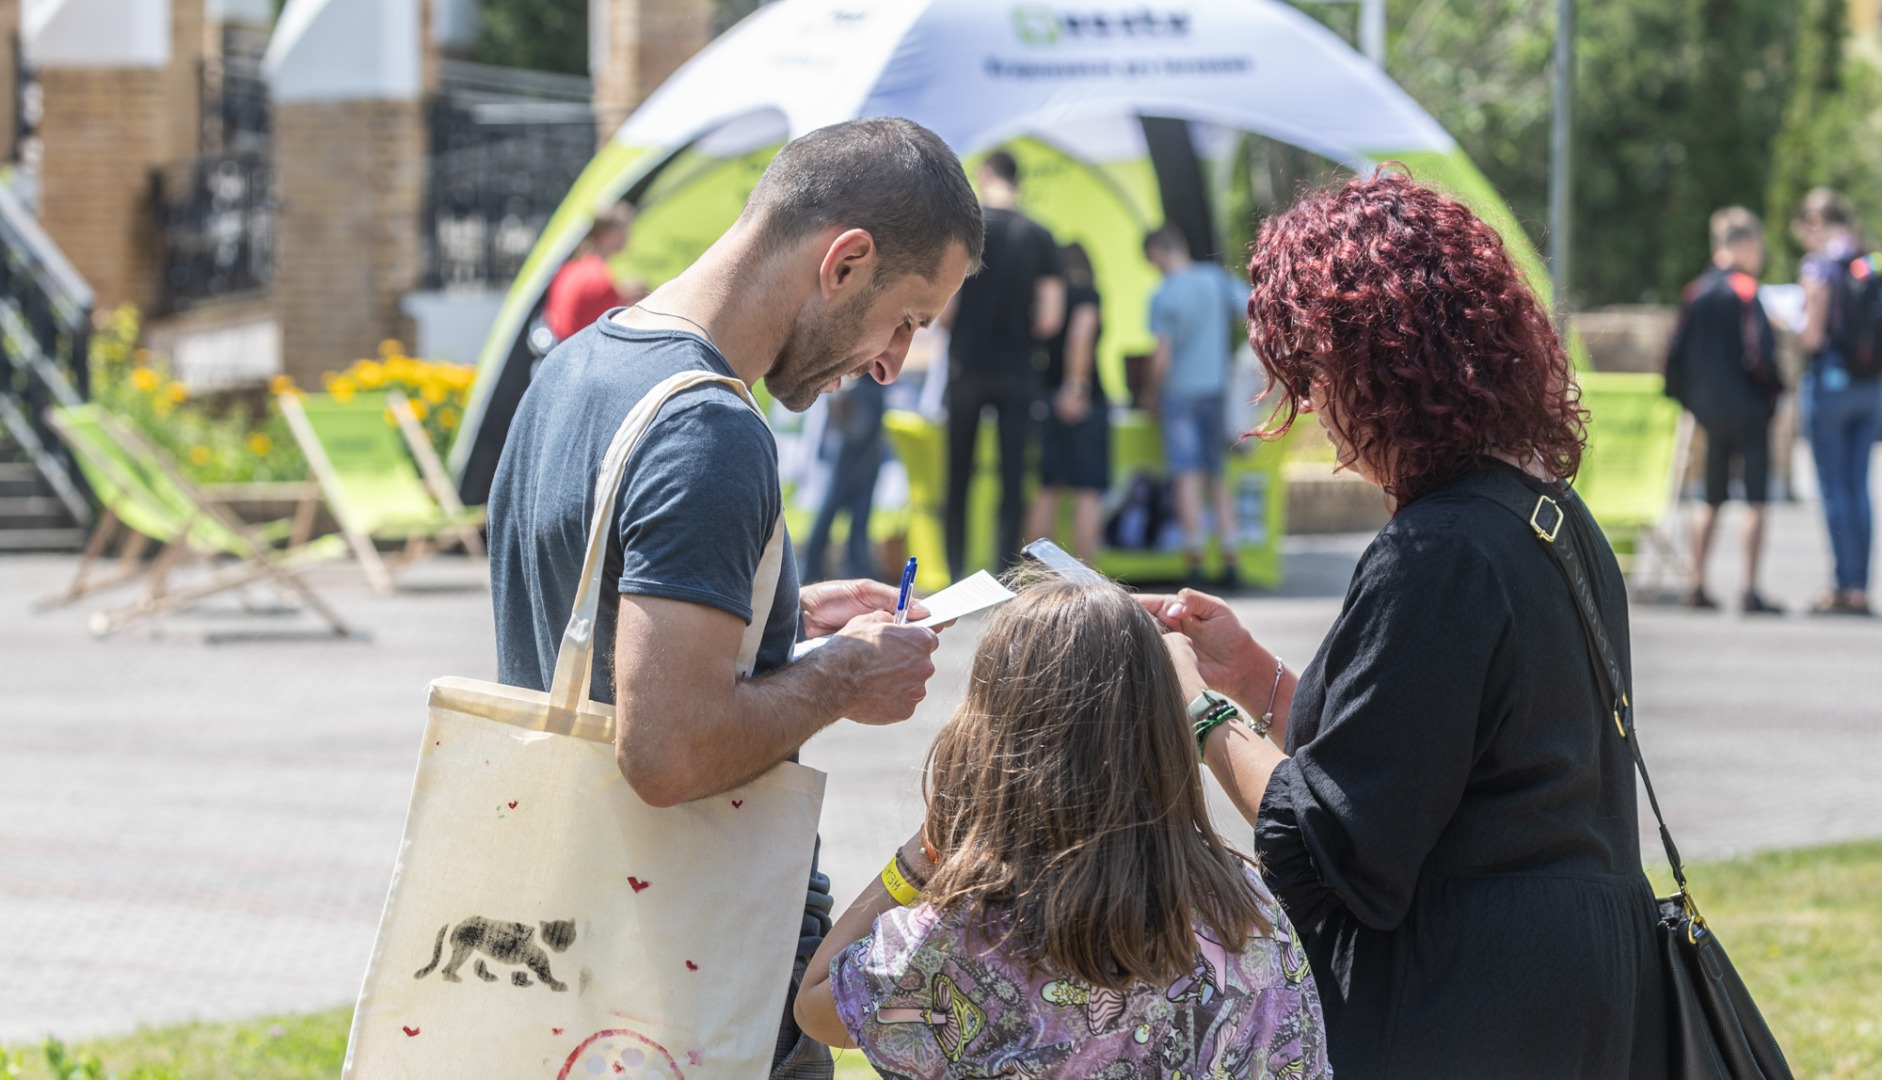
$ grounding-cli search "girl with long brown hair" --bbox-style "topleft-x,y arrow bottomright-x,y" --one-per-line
794,576 -> 1328,1077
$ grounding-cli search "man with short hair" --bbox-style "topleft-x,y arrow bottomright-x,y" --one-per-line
487,118 -> 983,1077
1143,226 -> 1250,589
1664,206 -> 1785,613
943,149 -> 1065,578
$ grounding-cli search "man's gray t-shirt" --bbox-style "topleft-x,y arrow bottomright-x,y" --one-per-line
488,317 -> 800,700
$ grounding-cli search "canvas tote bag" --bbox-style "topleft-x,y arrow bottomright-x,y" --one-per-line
345,371 -> 825,1079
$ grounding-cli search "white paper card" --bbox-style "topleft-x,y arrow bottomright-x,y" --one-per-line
789,571 -> 1018,661
911,570 -> 1016,627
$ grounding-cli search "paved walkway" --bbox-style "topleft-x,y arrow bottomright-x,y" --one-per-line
2,494 -> 1878,1042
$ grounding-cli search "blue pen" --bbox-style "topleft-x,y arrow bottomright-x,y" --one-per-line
893,557 -> 918,624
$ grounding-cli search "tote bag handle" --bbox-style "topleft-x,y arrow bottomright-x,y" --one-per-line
541,371 -> 784,733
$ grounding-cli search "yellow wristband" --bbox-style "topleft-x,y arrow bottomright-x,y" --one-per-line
880,855 -> 922,907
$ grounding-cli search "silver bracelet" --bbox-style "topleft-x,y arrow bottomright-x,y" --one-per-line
1252,656 -> 1285,739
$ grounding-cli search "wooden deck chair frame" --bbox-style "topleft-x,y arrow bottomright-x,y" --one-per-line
1627,411 -> 1698,596
277,390 -> 483,595
45,406 -> 352,638
37,481 -> 320,612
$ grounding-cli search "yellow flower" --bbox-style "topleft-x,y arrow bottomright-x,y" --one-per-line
130,367 -> 159,393
437,407 -> 459,431
246,433 -> 273,456
269,374 -> 298,396
329,376 -> 357,403
353,360 -> 386,389
321,370 -> 339,389
153,397 -> 174,416
167,382 -> 189,404
420,381 -> 447,405
405,399 -> 429,422
189,446 -> 212,466
378,338 -> 404,358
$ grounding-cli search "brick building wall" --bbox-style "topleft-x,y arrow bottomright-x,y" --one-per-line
273,99 -> 426,385
35,0 -> 208,313
0,0 -> 17,163
592,0 -> 712,141
36,67 -> 169,310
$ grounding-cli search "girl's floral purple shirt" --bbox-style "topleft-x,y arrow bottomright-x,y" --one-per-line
829,869 -> 1330,1078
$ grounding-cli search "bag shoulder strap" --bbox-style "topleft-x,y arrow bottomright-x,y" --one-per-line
1452,465 -> 1691,895
541,370 -> 784,733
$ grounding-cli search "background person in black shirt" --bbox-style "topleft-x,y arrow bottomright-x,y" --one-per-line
941,150 -> 1065,578
1663,206 -> 1786,613
1025,242 -> 1108,564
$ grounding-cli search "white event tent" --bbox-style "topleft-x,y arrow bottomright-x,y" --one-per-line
450,0 -> 1546,502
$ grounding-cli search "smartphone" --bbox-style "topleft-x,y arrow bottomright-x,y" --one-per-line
1019,538 -> 1104,584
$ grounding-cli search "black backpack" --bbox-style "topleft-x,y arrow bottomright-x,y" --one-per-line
1835,252 -> 1882,379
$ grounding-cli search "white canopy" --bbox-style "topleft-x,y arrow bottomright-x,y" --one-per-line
452,0 -> 1531,498
620,0 -> 1452,165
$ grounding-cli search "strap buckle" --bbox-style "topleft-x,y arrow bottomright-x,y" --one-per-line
1529,495 -> 1565,543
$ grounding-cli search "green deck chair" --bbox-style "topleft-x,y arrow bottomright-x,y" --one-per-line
278,389 -> 485,595
45,404 -> 351,637
1574,370 -> 1694,590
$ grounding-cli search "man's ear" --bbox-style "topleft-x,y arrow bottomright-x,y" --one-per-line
819,228 -> 878,299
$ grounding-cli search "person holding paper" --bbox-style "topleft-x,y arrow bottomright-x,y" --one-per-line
1146,172 -> 1668,1076
486,119 -> 984,1079
793,576 -> 1328,1078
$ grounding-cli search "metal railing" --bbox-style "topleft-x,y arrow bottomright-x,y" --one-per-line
0,179 -> 92,526
422,61 -> 597,291
152,151 -> 276,314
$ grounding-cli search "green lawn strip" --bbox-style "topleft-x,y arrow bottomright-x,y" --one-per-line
1648,838 -> 1882,1079
0,1007 -> 351,1080
7,840 -> 1874,1079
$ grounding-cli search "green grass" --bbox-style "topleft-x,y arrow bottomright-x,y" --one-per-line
7,841 -> 1878,1079
0,1008 -> 350,1080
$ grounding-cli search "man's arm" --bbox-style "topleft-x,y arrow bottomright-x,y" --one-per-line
1801,277 -> 1830,354
613,596 -> 936,807
1033,275 -> 1066,341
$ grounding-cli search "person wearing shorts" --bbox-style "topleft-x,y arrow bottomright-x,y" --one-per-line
1663,207 -> 1785,613
1027,243 -> 1109,564
1144,227 -> 1249,588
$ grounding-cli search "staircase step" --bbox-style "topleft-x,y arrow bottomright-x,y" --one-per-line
0,526 -> 85,551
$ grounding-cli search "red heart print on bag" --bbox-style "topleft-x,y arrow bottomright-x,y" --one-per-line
628,876 -> 650,893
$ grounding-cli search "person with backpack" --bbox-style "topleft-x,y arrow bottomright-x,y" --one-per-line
1794,188 -> 1882,616
1663,207 -> 1786,613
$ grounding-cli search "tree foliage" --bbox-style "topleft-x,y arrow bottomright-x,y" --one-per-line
1342,0 -> 1802,306
1764,0 -> 1882,278
476,0 -> 589,76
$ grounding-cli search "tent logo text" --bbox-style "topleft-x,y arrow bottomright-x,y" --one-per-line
1010,5 -> 1193,46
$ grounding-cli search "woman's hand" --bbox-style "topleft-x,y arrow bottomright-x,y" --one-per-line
1053,383 -> 1091,423
1139,588 -> 1267,706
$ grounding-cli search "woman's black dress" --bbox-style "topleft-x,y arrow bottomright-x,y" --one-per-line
1256,460 -> 1669,1077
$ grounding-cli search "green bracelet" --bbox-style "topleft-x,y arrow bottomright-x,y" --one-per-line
1191,700 -> 1240,758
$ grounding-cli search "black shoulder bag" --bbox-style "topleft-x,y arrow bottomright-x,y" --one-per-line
1473,471 -> 1794,1080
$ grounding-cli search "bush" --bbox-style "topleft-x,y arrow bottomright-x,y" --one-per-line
87,306 -> 476,486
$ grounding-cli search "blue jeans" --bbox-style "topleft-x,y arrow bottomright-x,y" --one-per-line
803,380 -> 886,582
1804,365 -> 1882,593
1159,393 -> 1227,476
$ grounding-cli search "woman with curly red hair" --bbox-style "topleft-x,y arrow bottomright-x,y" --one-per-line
1143,171 -> 1669,1076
